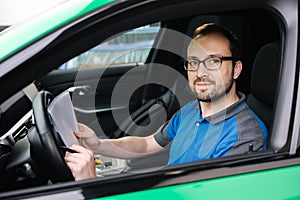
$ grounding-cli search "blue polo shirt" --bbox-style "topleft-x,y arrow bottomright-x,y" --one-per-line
154,92 -> 268,166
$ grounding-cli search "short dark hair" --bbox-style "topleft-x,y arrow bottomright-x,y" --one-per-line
193,23 -> 242,60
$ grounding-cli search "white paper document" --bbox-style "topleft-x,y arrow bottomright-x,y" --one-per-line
47,90 -> 79,147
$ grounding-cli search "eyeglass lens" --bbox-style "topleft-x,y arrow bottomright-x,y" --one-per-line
184,57 -> 222,71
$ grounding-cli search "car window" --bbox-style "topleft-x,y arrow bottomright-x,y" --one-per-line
59,23 -> 160,70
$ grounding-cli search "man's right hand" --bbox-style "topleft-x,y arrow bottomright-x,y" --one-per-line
64,144 -> 96,181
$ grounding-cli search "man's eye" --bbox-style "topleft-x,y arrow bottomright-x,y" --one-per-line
189,60 -> 199,66
209,58 -> 220,64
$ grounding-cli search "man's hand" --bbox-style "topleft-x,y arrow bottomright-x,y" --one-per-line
64,144 -> 96,181
75,123 -> 101,152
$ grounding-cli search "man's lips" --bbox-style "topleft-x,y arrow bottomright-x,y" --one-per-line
196,82 -> 211,86
193,77 -> 214,90
195,81 -> 213,87
194,80 -> 214,91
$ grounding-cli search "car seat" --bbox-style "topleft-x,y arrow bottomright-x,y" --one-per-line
246,41 -> 281,148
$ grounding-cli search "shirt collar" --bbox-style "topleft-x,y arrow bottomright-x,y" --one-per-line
197,92 -> 248,124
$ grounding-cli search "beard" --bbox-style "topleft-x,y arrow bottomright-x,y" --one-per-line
192,75 -> 234,103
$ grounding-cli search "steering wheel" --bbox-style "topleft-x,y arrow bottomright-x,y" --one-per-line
31,91 -> 74,182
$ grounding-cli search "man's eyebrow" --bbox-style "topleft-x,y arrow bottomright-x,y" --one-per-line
187,56 -> 199,59
187,55 -> 220,60
208,54 -> 223,57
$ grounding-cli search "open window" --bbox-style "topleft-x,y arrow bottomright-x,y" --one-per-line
38,8 -> 285,173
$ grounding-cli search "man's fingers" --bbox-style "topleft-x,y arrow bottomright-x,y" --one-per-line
64,144 -> 97,180
74,130 -> 94,138
74,123 -> 95,138
77,123 -> 94,132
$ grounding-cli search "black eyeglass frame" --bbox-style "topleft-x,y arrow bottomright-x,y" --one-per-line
183,55 -> 235,71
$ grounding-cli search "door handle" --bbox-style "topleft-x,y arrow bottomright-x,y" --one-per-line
73,105 -> 126,114
68,85 -> 93,96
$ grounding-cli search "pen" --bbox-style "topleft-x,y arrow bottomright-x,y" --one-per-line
61,146 -> 78,153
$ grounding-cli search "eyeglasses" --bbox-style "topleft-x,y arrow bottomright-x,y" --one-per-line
183,56 -> 235,71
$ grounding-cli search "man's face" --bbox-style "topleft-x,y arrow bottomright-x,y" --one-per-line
187,33 -> 236,102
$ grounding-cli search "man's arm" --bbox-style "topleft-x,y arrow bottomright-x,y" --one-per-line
74,123 -> 164,159
96,135 -> 164,159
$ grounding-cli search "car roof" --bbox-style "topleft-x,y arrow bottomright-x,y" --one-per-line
0,0 -> 116,62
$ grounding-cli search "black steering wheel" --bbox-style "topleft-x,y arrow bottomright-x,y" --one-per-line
31,91 -> 74,182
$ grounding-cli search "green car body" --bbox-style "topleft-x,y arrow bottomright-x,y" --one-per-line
0,0 -> 115,61
100,164 -> 300,200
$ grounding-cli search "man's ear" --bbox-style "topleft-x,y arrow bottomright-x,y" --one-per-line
233,61 -> 242,79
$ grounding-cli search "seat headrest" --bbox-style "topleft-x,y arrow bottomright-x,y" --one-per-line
251,41 -> 281,108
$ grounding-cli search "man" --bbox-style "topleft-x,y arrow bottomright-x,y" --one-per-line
65,23 -> 268,180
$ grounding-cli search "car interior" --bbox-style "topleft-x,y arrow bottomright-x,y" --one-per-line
0,1 -> 289,193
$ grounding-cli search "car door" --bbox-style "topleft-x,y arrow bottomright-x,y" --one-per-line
1,0 -> 300,199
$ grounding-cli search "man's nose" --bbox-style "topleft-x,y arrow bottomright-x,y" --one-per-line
196,62 -> 208,76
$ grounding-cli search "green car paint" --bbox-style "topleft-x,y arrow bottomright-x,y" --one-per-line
0,0 -> 115,62
96,164 -> 300,200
